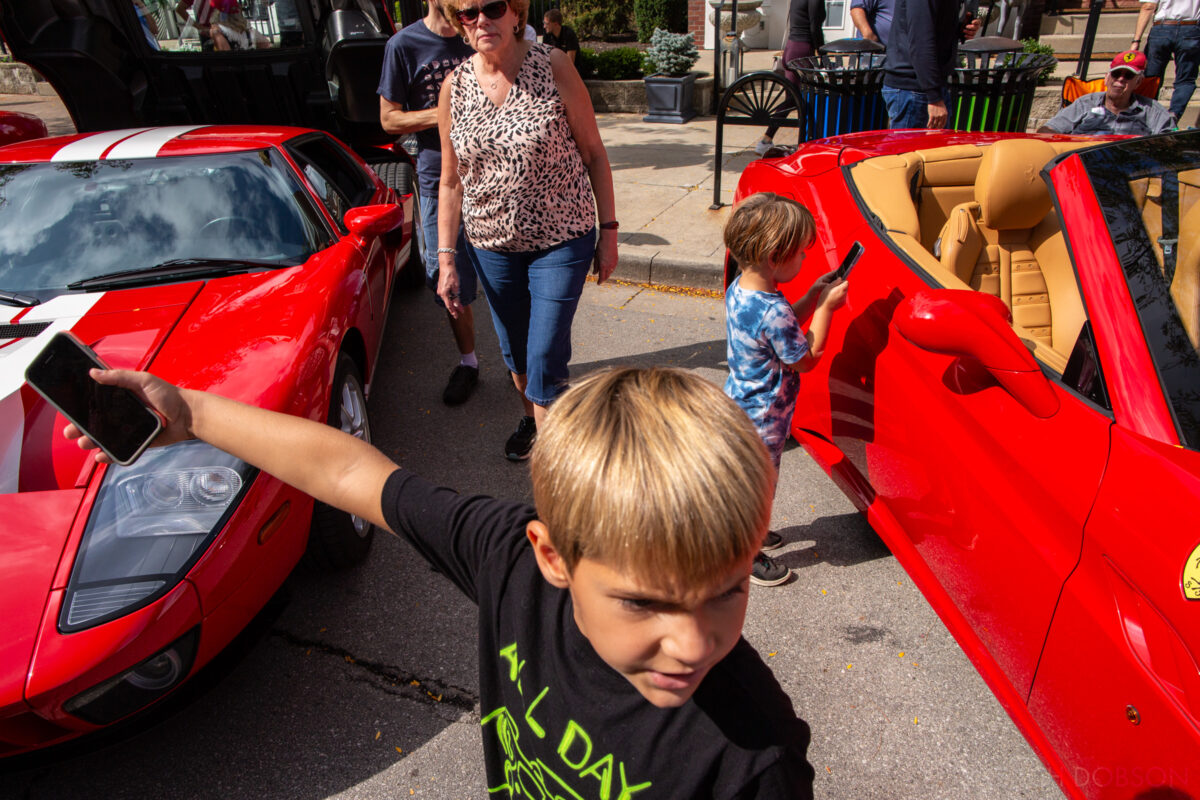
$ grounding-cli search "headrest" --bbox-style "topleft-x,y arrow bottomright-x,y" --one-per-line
975,140 -> 1058,230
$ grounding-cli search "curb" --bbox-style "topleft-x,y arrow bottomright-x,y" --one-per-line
613,251 -> 725,292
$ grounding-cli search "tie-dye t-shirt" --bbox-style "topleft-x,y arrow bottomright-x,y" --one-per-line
724,274 -> 809,469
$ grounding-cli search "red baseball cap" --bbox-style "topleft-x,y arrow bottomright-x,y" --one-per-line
1109,50 -> 1147,75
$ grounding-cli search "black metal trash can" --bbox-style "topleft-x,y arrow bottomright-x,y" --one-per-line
947,37 -> 1057,132
789,39 -> 888,140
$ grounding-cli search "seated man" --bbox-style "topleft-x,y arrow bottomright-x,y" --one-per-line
542,9 -> 579,65
1039,50 -> 1174,136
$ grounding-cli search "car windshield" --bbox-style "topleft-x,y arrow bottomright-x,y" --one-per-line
0,149 -> 329,293
1078,132 -> 1200,449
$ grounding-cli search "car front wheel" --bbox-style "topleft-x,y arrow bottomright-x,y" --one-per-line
305,354 -> 375,570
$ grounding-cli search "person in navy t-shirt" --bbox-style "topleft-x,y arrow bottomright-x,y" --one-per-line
850,0 -> 894,45
378,0 -> 483,408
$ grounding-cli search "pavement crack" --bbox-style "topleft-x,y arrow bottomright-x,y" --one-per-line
616,286 -> 647,307
273,630 -> 478,712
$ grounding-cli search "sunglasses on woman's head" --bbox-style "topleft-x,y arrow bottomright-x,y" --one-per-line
455,0 -> 509,24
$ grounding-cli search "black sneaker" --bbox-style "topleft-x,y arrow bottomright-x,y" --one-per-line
442,364 -> 479,406
750,552 -> 790,586
761,530 -> 783,551
505,415 -> 537,461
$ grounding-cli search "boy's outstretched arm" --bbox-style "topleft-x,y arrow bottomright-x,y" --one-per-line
65,370 -> 398,532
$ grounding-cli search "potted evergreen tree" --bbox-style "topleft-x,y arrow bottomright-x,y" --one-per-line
643,29 -> 701,123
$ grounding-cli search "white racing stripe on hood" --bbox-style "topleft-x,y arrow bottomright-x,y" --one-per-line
50,129 -> 155,162
0,293 -> 106,494
105,126 -> 207,160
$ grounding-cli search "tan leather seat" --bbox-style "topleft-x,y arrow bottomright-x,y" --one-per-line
935,139 -> 1084,361
1174,194 -> 1200,351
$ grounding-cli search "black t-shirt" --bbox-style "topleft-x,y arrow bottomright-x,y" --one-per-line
377,21 -> 474,194
543,25 -> 581,56
787,0 -> 826,49
382,469 -> 815,799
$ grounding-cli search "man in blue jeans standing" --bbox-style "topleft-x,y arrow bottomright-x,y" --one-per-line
1132,0 -> 1200,123
379,0 -> 482,406
881,0 -> 978,128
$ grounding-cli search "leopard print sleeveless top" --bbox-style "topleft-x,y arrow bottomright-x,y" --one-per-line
448,43 -> 596,252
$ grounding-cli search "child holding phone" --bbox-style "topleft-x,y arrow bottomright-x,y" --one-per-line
723,193 -> 848,586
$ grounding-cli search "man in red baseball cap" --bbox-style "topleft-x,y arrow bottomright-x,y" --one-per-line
1039,49 -> 1175,135
1112,48 -> 1150,74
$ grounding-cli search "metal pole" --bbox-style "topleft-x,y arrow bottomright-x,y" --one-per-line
1076,0 -> 1104,80
712,4 -> 721,114
730,0 -> 739,82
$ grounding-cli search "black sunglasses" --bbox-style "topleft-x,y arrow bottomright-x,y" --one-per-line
454,0 -> 509,24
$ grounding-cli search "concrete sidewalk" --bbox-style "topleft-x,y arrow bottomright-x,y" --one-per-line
601,112 -> 778,291
0,88 -> 772,291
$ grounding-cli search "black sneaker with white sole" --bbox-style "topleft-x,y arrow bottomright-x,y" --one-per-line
505,415 -> 537,461
761,530 -> 783,551
750,552 -> 790,586
442,364 -> 479,406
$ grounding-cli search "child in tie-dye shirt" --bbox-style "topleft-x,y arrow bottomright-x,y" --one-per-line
723,193 -> 847,586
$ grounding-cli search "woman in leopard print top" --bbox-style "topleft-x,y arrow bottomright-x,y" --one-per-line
436,0 -> 617,460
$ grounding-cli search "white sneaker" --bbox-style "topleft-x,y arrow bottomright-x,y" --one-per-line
753,137 -> 774,156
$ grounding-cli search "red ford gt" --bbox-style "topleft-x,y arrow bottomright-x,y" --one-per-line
0,124 -> 412,755
732,129 -> 1200,799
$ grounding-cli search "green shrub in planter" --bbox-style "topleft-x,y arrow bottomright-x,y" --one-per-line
634,0 -> 688,42
562,0 -> 635,39
591,47 -> 645,80
643,28 -> 699,77
577,48 -> 598,79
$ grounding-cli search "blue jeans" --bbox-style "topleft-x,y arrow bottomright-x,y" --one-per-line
1145,24 -> 1200,120
467,232 -> 595,407
882,85 -> 946,129
419,189 -> 477,306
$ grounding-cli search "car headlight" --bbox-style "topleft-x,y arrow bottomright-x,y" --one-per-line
59,440 -> 257,632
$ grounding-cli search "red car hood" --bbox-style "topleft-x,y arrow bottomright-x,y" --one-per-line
0,283 -> 198,710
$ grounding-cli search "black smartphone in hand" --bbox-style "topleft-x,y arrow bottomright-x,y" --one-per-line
834,241 -> 864,280
24,331 -> 163,466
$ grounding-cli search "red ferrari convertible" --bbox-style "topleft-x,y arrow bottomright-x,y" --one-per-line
732,129 -> 1200,799
0,124 -> 411,755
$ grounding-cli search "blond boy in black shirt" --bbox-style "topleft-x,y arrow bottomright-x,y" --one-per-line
66,366 -> 815,797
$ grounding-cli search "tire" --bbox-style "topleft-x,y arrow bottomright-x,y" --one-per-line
305,355 -> 375,570
372,159 -> 414,197
371,160 -> 424,289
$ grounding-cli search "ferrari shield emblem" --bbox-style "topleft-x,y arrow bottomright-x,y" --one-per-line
1184,543 -> 1200,600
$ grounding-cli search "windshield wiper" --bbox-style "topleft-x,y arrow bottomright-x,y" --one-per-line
0,290 -> 40,307
66,258 -> 289,291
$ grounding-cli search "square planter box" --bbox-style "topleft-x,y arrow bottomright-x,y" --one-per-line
643,72 -> 699,124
